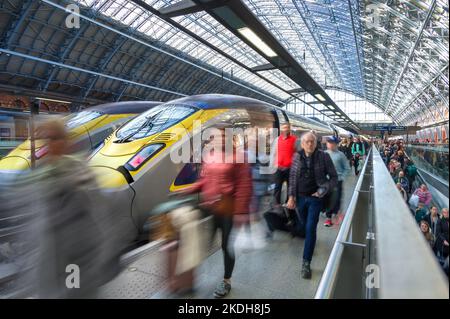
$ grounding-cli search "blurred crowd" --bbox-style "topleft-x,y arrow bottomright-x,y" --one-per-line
1,117 -> 448,299
178,124 -> 370,297
379,139 -> 449,276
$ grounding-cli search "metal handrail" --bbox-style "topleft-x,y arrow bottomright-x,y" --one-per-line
314,148 -> 372,299
372,148 -> 449,299
315,147 -> 449,299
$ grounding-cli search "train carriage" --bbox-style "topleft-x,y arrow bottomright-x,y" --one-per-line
88,94 -> 336,238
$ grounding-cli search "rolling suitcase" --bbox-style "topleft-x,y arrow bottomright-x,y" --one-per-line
163,240 -> 195,294
263,206 -> 305,238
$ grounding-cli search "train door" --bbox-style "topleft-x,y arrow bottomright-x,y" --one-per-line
274,108 -> 289,129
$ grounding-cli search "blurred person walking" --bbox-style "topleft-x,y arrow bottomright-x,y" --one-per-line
323,136 -> 350,227
13,119 -> 130,298
184,127 -> 252,298
273,123 -> 297,210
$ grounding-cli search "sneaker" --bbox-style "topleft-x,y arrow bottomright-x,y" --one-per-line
214,280 -> 231,298
335,212 -> 345,225
301,261 -> 312,279
323,218 -> 333,227
265,230 -> 274,240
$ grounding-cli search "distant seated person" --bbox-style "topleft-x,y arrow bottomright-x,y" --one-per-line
413,184 -> 432,208
396,183 -> 408,201
394,170 -> 409,193
420,220 -> 435,249
415,202 -> 428,224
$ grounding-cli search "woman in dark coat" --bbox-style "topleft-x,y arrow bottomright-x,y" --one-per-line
435,208 -> 449,258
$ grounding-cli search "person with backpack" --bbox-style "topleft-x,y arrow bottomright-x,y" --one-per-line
351,137 -> 365,176
415,202 -> 428,224
405,159 -> 418,193
286,132 -> 338,279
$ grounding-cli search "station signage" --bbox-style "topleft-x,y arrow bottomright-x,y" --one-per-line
372,125 -> 407,132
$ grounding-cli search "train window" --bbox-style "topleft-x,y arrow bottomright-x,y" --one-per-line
0,127 -> 11,138
116,104 -> 197,141
65,111 -> 102,129
90,127 -> 114,150
173,163 -> 199,186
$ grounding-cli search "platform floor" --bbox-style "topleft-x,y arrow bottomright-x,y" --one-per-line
99,174 -> 358,299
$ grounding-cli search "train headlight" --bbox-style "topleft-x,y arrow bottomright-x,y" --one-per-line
124,143 -> 165,171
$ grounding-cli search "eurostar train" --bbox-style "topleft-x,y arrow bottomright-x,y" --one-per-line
332,124 -> 354,139
0,101 -> 161,176
88,94 -> 338,237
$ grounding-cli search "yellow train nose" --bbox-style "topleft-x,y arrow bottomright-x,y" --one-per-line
0,155 -> 30,172
90,165 -> 130,189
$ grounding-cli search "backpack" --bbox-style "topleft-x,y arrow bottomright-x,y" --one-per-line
406,165 -> 418,177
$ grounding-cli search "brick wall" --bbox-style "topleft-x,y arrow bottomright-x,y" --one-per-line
0,93 -> 70,113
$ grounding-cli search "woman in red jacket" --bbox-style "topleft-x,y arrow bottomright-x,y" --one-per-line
185,126 -> 252,298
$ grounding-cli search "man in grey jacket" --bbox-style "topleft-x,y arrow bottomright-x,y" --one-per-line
324,136 -> 351,227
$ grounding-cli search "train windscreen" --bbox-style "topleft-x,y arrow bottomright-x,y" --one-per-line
115,104 -> 197,141
65,110 -> 103,129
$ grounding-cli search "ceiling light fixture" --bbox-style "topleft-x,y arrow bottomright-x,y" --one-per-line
36,97 -> 72,104
237,27 -> 278,58
314,94 -> 326,102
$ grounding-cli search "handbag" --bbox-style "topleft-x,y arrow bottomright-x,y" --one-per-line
408,194 -> 419,209
210,193 -> 235,216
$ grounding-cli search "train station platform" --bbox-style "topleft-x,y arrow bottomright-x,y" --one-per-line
98,175 -> 358,299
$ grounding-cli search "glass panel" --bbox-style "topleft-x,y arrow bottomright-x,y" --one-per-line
65,111 -> 103,129
116,104 -> 197,140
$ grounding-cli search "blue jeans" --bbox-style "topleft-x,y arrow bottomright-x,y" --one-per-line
296,195 -> 324,262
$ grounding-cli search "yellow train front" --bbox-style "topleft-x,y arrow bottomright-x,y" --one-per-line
88,94 -> 335,239
0,101 -> 160,179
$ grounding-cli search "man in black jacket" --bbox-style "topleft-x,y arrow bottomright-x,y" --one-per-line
287,132 -> 338,279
